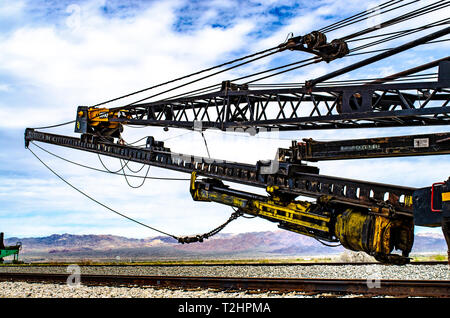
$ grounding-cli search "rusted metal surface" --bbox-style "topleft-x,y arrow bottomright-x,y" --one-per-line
24,129 -> 417,216
281,132 -> 450,162
0,272 -> 448,297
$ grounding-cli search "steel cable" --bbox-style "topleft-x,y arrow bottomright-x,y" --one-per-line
340,0 -> 450,41
30,120 -> 76,130
323,0 -> 420,34
144,56 -> 318,103
98,154 -> 128,174
318,0 -> 404,33
117,34 -> 449,103
28,146 -> 179,239
119,158 -> 151,188
93,44 -> 284,109
110,49 -> 283,110
346,18 -> 450,43
349,18 -> 450,52
29,144 -> 241,243
31,141 -> 190,181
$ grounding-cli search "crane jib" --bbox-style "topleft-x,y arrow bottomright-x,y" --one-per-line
24,128 -> 417,217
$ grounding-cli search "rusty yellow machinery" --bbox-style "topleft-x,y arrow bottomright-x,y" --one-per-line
75,106 -> 126,139
189,172 -> 414,264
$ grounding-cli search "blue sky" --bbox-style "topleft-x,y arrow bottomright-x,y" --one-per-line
0,0 -> 449,239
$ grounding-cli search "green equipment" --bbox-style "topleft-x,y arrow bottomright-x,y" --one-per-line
0,232 -> 21,264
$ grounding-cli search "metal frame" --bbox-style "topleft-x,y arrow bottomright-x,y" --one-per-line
25,129 -> 416,216
104,81 -> 450,132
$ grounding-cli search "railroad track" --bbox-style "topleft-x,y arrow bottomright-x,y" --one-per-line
0,261 -> 447,267
0,272 -> 448,297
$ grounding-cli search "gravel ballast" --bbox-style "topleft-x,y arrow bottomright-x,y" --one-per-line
0,281 -> 295,298
0,264 -> 447,298
0,264 -> 448,280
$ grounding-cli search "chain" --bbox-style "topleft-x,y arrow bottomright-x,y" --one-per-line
177,210 -> 243,244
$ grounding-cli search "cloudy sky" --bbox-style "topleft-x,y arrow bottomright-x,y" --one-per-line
0,0 -> 449,240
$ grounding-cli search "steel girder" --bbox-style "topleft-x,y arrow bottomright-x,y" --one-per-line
106,80 -> 450,132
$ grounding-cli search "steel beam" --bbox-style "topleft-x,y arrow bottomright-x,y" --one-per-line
25,129 -> 416,216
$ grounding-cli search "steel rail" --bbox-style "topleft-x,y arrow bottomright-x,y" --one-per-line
0,272 -> 448,297
0,261 -> 447,267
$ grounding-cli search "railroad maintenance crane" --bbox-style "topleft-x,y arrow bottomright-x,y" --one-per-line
24,1 -> 450,265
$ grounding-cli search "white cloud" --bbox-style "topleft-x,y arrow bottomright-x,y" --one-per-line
0,1 -> 25,18
0,83 -> 9,91
0,0 -> 258,129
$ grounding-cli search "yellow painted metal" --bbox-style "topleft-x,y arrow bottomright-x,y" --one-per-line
190,172 -> 249,208
371,215 -> 392,254
260,200 -> 330,222
87,107 -> 121,129
372,216 -> 414,257
190,172 -> 330,234
334,209 -> 414,258
189,172 -> 414,263
334,209 -> 370,252
404,195 -> 413,207
190,171 -> 198,192
199,189 -> 249,208
442,192 -> 450,202
253,201 -> 330,232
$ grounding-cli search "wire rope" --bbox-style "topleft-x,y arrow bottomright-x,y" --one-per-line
28,146 -> 179,239
318,0 -> 404,33
349,18 -> 450,52
28,144 -> 243,242
119,159 -> 151,188
93,45 -> 284,108
110,49 -> 283,110
30,120 -> 76,130
30,141 -> 190,181
340,0 -> 450,41
323,0 -> 420,34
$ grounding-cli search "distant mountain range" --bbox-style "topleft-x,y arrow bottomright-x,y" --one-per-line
3,230 -> 447,262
